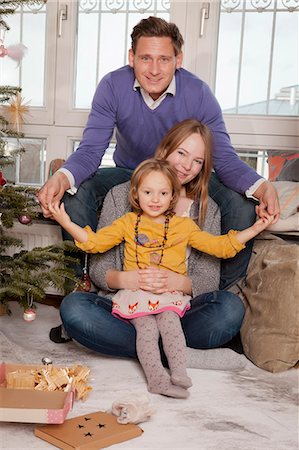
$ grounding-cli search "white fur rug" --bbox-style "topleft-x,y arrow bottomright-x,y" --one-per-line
0,302 -> 298,450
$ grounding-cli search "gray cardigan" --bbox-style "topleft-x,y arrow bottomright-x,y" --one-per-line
89,182 -> 221,298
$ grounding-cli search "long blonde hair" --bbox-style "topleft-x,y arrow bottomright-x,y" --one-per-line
155,119 -> 213,225
128,158 -> 181,215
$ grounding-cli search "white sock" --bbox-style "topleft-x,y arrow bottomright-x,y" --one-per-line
186,347 -> 248,370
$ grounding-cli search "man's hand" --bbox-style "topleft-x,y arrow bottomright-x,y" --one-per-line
253,180 -> 280,224
36,172 -> 70,218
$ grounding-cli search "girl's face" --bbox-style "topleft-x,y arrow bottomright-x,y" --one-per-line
166,133 -> 205,186
137,171 -> 173,221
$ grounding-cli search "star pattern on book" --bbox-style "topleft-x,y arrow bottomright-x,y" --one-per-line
35,411 -> 142,447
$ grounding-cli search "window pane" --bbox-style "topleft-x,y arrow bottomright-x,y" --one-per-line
3,138 -> 46,186
0,3 -> 47,107
73,140 -> 116,167
237,150 -> 269,178
74,0 -> 170,108
215,0 -> 298,116
270,11 -> 298,115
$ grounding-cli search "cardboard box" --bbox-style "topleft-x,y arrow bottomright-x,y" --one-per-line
0,363 -> 74,424
35,410 -> 143,449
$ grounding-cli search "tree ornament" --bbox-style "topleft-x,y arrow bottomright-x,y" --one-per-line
18,213 -> 32,225
6,92 -> 31,132
76,254 -> 91,292
23,308 -> 36,321
0,42 -> 27,66
0,22 -> 27,67
23,292 -> 36,322
76,270 -> 92,292
0,170 -> 6,186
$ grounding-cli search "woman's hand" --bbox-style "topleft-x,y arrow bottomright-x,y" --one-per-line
106,267 -> 192,295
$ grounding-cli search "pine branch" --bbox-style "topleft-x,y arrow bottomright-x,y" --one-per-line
0,186 -> 39,228
0,235 -> 23,253
0,0 -> 76,313
0,240 -> 80,308
0,116 -> 9,126
0,86 -> 21,101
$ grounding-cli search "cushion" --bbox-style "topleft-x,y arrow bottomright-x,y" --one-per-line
272,181 -> 299,220
240,239 -> 299,373
276,158 -> 299,182
268,152 -> 299,182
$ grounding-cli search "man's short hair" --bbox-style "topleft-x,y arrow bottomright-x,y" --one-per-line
131,16 -> 184,56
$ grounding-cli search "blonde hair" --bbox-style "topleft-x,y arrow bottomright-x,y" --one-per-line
155,119 -> 213,225
129,158 -> 181,215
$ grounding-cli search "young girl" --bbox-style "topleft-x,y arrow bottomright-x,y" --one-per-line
49,159 -> 273,399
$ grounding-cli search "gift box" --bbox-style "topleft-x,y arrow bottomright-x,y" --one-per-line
35,410 -> 143,449
0,362 -> 74,424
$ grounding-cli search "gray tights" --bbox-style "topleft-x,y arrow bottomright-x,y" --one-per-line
131,311 -> 192,399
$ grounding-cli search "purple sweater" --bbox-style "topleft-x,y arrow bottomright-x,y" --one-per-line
64,65 -> 261,193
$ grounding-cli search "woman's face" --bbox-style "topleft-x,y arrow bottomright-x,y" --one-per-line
166,133 -> 205,185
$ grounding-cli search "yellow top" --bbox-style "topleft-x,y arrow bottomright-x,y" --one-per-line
75,212 -> 245,275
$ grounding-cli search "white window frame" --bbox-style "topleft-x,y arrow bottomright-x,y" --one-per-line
17,0 -> 299,183
180,0 -> 298,153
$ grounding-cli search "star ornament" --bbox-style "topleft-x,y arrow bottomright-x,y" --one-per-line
6,92 -> 31,131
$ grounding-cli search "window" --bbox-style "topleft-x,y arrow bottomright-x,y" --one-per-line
75,0 -> 170,109
0,0 -> 298,186
215,0 -> 298,116
2,137 -> 46,186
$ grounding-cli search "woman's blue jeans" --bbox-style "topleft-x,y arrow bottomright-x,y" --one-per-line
60,290 -> 245,358
62,168 -> 256,289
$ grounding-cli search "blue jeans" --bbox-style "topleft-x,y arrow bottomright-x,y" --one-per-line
208,172 -> 257,289
60,290 -> 245,357
63,168 -> 256,288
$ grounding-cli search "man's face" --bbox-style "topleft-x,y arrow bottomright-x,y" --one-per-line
129,36 -> 183,100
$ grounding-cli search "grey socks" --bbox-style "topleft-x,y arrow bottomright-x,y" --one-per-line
132,312 -> 192,399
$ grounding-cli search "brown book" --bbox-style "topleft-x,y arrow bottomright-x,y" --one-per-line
35,410 -> 143,449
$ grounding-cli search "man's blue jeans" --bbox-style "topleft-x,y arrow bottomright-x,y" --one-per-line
60,290 -> 245,357
62,167 -> 256,289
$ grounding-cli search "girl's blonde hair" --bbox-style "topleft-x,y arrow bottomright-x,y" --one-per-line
155,119 -> 213,225
129,158 -> 181,214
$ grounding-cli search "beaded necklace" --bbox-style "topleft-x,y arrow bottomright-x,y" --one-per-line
134,212 -> 172,269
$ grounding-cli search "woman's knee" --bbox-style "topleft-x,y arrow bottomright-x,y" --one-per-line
60,292 -> 96,325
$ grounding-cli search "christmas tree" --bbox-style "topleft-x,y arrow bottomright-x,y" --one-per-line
0,0 -> 78,315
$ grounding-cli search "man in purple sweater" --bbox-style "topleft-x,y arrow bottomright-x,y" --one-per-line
37,16 -> 279,289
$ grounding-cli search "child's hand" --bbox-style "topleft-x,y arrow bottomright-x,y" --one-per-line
252,213 -> 275,233
48,202 -> 71,227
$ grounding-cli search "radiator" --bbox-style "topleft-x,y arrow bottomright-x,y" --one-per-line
6,220 -> 64,295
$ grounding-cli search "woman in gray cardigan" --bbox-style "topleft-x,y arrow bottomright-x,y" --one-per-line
57,120 -> 246,369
